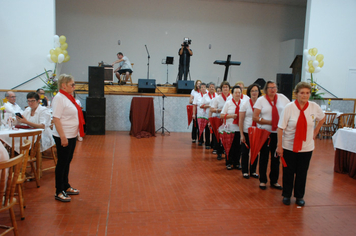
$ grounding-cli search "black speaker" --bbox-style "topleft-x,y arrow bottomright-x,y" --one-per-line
276,73 -> 294,101
86,115 -> 105,135
177,80 -> 194,94
89,66 -> 104,97
86,97 -> 106,116
253,78 -> 266,90
138,79 -> 156,93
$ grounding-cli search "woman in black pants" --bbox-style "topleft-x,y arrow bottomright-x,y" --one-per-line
52,74 -> 85,202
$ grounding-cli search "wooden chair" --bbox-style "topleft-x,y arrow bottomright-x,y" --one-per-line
120,63 -> 134,84
9,130 -> 42,188
16,140 -> 31,220
337,113 -> 356,129
42,120 -> 57,172
319,112 -> 337,139
0,154 -> 24,236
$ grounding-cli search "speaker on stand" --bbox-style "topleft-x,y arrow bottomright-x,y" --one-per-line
276,73 -> 294,101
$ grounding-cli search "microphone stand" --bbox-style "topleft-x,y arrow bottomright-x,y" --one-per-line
155,85 -> 170,136
145,45 -> 150,80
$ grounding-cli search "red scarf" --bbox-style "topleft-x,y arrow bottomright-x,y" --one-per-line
232,98 -> 241,124
293,100 -> 309,152
59,89 -> 85,137
265,94 -> 279,131
200,92 -> 204,97
221,93 -> 230,101
208,92 -> 215,100
241,94 -> 244,99
249,99 -> 257,127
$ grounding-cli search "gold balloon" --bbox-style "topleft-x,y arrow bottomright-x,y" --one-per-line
308,60 -> 313,67
319,61 -> 324,68
311,48 -> 318,56
316,54 -> 324,62
62,50 -> 68,56
59,35 -> 67,44
54,47 -> 62,55
60,43 -> 68,50
51,54 -> 58,63
49,49 -> 54,54
308,49 -> 313,55
63,55 -> 70,63
309,65 -> 315,73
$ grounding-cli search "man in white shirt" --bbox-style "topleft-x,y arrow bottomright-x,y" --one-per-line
112,52 -> 133,85
4,91 -> 23,119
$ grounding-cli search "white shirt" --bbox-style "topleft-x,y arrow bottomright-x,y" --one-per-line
240,99 -> 255,133
119,56 -> 133,70
190,89 -> 199,97
240,94 -> 250,106
201,92 -> 217,118
278,101 -> 325,152
193,92 -> 208,118
211,93 -> 232,117
52,93 -> 79,139
4,102 -> 23,117
220,99 -> 240,132
254,93 -> 290,133
22,105 -> 55,152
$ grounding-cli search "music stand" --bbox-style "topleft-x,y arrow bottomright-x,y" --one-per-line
162,56 -> 174,85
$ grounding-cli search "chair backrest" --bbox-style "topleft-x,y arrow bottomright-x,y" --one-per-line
324,113 -> 337,125
18,140 -> 31,183
338,113 -> 356,128
9,130 -> 42,159
0,154 -> 23,209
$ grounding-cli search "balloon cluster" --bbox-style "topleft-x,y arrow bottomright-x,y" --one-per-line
46,35 -> 70,63
304,48 -> 324,74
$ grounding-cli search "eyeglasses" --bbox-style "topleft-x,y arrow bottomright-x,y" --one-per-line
9,96 -> 16,98
27,100 -> 37,103
267,87 -> 277,90
68,83 -> 76,87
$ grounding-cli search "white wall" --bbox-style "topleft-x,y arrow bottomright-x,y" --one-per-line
56,0 -> 306,86
278,39 -> 303,73
303,0 -> 356,98
0,0 -> 55,90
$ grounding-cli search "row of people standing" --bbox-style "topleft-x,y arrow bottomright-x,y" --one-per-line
189,80 -> 326,206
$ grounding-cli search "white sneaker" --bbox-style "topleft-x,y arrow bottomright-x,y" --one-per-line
77,136 -> 83,141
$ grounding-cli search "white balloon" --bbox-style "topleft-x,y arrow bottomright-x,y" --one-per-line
58,54 -> 65,63
313,60 -> 319,67
314,67 -> 321,73
306,55 -> 312,61
305,66 -> 309,72
303,49 -> 309,57
54,35 -> 59,43
310,56 -> 316,61
46,54 -> 53,63
54,41 -> 61,48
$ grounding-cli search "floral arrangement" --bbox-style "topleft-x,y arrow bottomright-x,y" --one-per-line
304,47 -> 325,100
0,98 -> 8,121
40,67 -> 58,96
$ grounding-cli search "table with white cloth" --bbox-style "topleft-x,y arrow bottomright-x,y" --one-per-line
0,128 -> 44,178
332,128 -> 356,179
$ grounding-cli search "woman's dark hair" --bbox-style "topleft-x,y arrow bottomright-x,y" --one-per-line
194,80 -> 202,91
246,83 -> 262,98
27,92 -> 40,100
263,80 -> 277,94
220,81 -> 231,89
231,85 -> 242,95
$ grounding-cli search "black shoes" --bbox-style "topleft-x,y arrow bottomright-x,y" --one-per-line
271,183 -> 283,190
217,154 -> 222,160
205,146 -> 211,149
296,198 -> 305,206
283,197 -> 291,205
226,164 -> 232,170
198,142 -> 203,146
259,183 -> 266,190
236,165 -> 242,170
192,139 -> 196,143
251,173 -> 259,179
243,173 -> 249,179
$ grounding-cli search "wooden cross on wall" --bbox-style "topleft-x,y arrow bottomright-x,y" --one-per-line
213,55 -> 241,81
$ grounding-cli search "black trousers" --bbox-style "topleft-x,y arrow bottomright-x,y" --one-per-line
54,136 -> 77,195
198,123 -> 210,146
191,118 -> 198,141
241,132 -> 258,174
282,149 -> 312,199
178,64 -> 189,80
259,133 -> 280,184
212,133 -> 218,150
225,132 -> 241,167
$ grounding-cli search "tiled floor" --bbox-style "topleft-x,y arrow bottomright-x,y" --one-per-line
1,132 -> 355,236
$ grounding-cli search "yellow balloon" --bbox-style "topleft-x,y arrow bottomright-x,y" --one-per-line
63,55 -> 70,63
308,49 -> 313,55
55,47 -> 62,55
308,60 -> 313,67
319,61 -> 324,68
311,48 -> 318,56
309,65 -> 315,73
49,49 -> 54,54
59,35 -> 67,44
316,54 -> 324,62
60,43 -> 68,50
50,54 -> 58,63
62,50 -> 68,56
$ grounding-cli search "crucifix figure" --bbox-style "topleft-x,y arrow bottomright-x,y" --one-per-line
213,55 -> 241,81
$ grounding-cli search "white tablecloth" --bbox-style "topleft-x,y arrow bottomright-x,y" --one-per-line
0,128 -> 44,153
332,128 -> 356,153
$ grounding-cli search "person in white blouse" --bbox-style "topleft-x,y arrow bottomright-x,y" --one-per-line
16,92 -> 55,152
239,83 -> 262,179
193,83 -> 208,146
253,81 -> 290,190
201,82 -> 218,149
235,81 -> 250,105
276,82 -> 325,206
211,81 -> 232,160
220,85 -> 243,170
189,80 -> 202,143
4,91 -> 23,123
